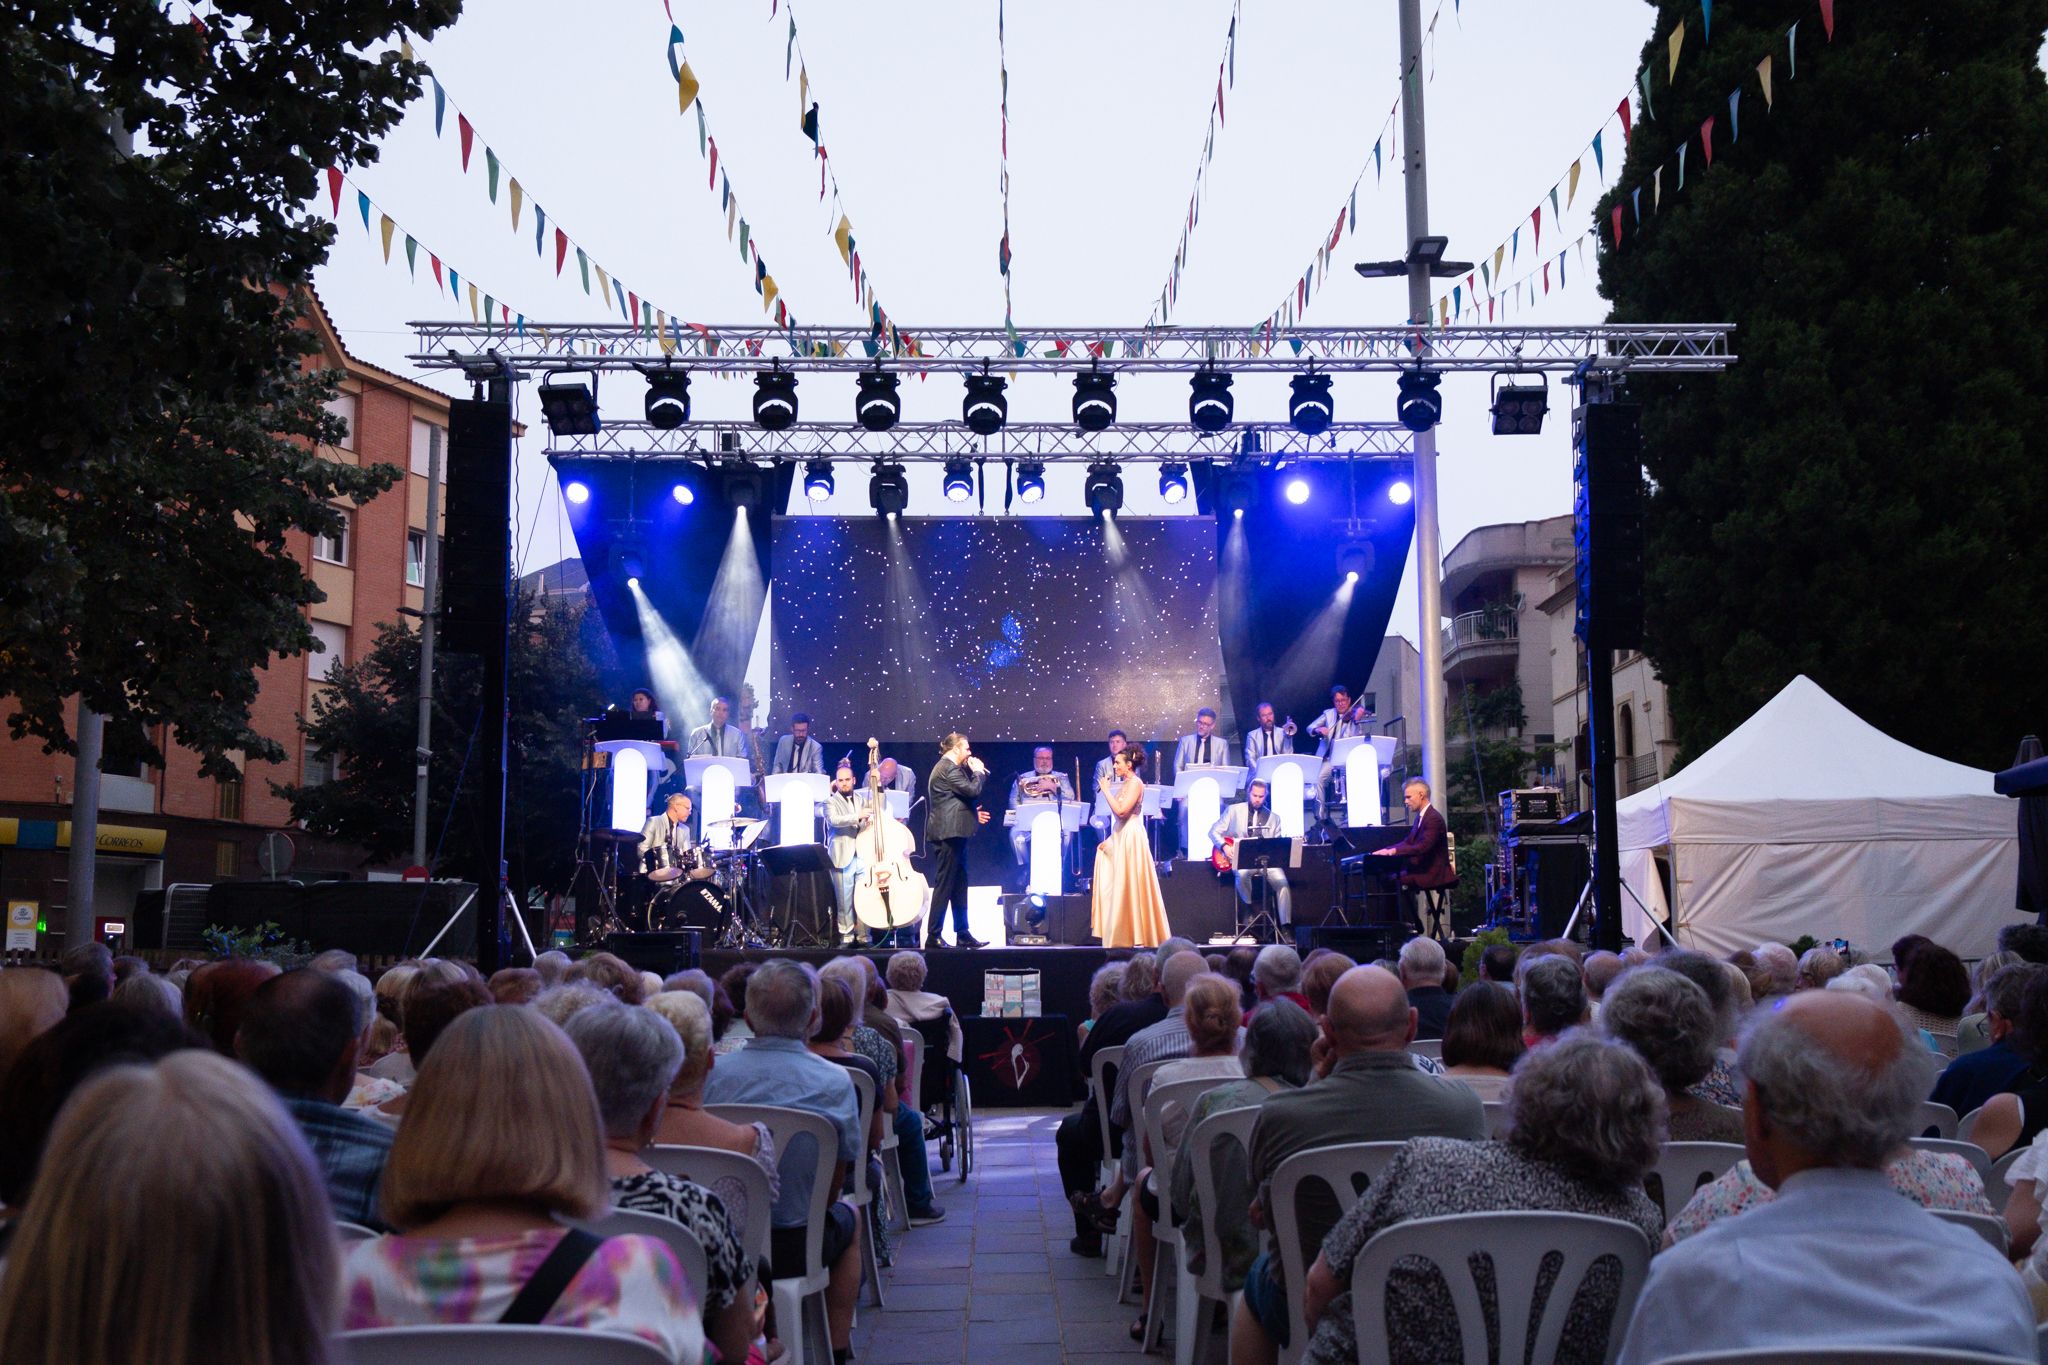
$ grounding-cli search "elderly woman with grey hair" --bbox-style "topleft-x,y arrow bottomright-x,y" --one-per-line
564,1001 -> 755,1365
1166,998 -> 1319,1294
1601,966 -> 1745,1143
1298,1034 -> 1666,1365
1658,948 -> 1746,1107
883,949 -> 962,1063
1520,953 -> 1590,1046
1078,961 -> 1127,1046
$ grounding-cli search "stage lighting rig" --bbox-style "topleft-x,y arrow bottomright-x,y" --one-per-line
722,463 -> 764,511
1158,461 -> 1190,505
1289,372 -> 1334,435
855,369 -> 901,432
1188,369 -> 1233,433
943,459 -> 975,503
963,368 -> 1008,435
803,459 -> 834,500
1490,371 -> 1549,435
1216,469 -> 1254,518
752,364 -> 799,430
1387,478 -> 1413,506
641,367 -> 690,429
1396,369 -> 1442,433
869,461 -> 909,517
538,371 -> 600,436
1015,461 -> 1047,504
564,480 -> 591,505
1084,461 -> 1124,516
1338,540 -> 1372,583
1073,369 -> 1117,432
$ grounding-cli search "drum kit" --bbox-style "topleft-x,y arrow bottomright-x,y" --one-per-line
640,816 -> 768,944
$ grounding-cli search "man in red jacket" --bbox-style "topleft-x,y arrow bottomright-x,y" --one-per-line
1371,777 -> 1456,941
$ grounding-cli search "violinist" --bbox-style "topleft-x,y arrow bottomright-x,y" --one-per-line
1008,745 -> 1076,873
825,764 -> 873,948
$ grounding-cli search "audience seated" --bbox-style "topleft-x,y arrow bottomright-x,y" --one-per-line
0,1050 -> 340,1365
1231,965 -> 1485,1364
57,942 -> 115,1013
1955,949 -> 2021,1053
362,963 -> 421,1084
1224,945 -> 1259,1012
822,956 -> 942,1227
565,950 -> 649,1006
645,991 -> 781,1210
1301,1034 -> 1666,1365
564,1002 -> 754,1365
1580,949 -> 1624,1017
182,956 -> 279,1053
1932,961 -> 2041,1118
1796,942 -> 1848,991
536,982 -> 611,1029
1058,952 -> 1167,1253
701,959 -> 862,1360
1078,961 -> 1126,1045
1477,940 -> 1519,986
1750,941 -> 1799,999
2003,923 -> 2048,966
1299,950 -> 1355,1018
1896,941 -> 1970,1037
1618,990 -> 2033,1363
108,971 -> 179,1017
1656,949 -> 1745,1107
1395,938 -> 1451,1039
1168,999 -> 1316,1294
0,967 -> 68,1082
715,962 -> 758,1054
488,967 -> 543,1006
1519,954 -> 1588,1048
1245,945 -> 1309,1023
1108,951 -> 1211,1158
342,1005 -> 703,1364
532,949 -> 570,987
1953,968 -> 2048,1160
1154,974 -> 1248,1144
1601,966 -> 1744,1143
236,969 -> 395,1230
882,949 -> 963,1063
1437,980 -> 1523,1101
370,961 -> 490,1122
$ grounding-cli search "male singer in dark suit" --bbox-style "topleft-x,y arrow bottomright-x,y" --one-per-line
925,732 -> 991,949
1371,777 -> 1456,941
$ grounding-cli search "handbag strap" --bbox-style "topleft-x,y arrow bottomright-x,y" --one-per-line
500,1228 -> 605,1326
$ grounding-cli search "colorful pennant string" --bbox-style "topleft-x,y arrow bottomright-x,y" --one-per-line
1143,0 -> 1241,329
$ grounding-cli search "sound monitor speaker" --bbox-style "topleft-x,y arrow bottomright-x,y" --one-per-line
1572,402 -> 1645,650
1293,923 -> 1405,962
440,397 -> 514,654
603,930 -> 702,978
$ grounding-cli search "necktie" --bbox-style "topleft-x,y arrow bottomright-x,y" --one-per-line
796,738 -> 806,769
1200,737 -> 1210,764
712,729 -> 721,757
1263,728 -> 1274,755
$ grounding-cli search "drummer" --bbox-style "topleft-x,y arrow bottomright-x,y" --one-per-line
640,791 -> 698,880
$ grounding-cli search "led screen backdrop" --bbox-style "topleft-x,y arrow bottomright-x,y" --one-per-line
771,517 -> 1226,743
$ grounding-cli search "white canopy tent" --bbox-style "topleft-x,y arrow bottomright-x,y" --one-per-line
1617,675 -> 2018,960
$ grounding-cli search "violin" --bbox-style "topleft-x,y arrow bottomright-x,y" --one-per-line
852,737 -> 929,929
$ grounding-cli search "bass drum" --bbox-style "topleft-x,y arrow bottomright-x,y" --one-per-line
651,880 -> 728,932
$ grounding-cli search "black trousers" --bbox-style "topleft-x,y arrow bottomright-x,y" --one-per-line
1056,1102 -> 1106,1234
928,836 -> 971,939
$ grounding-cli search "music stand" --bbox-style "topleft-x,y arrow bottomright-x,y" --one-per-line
760,843 -> 833,948
1173,764 -> 1248,863
1231,836 -> 1296,944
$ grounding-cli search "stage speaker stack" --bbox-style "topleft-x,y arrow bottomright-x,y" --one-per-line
439,397 -> 514,655
1573,402 -> 1645,651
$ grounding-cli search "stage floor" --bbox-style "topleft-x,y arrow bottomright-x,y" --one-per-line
704,942 -> 1125,1023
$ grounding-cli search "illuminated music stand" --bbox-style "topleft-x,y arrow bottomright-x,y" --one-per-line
1174,764 -> 1247,863
686,756 -> 752,849
1230,835 -> 1298,944
1253,754 -> 1320,837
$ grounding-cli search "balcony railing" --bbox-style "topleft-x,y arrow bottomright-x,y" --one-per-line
1621,752 -> 1660,795
1442,610 -> 1518,657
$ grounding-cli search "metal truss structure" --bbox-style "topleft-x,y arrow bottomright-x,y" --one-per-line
412,322 -> 1735,377
545,419 -> 1414,464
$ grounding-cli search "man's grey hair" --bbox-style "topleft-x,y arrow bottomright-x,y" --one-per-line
1242,998 -> 1318,1087
885,950 -> 928,992
1987,963 -> 2047,1021
1505,1032 -> 1666,1188
1253,945 -> 1303,996
1657,949 -> 1737,1043
1156,937 -> 1197,967
1738,998 -> 1927,1168
1397,936 -> 1445,987
109,972 -> 182,1018
748,959 -> 820,1040
330,968 -> 377,1036
533,950 -> 571,987
1522,955 -> 1589,1037
535,983 -> 611,1029
1752,943 -> 1800,998
565,1002 -> 685,1138
308,949 -> 359,975
1599,967 -> 1719,1092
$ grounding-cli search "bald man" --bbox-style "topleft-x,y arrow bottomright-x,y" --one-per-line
1618,991 -> 2034,1364
1234,966 -> 1484,1359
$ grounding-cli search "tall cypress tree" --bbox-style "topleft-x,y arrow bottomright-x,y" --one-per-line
1596,1 -> 2048,768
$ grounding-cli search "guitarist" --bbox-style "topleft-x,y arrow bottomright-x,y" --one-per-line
825,764 -> 873,948
1209,778 -> 1292,929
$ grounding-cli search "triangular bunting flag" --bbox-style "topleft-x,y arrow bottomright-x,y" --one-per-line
1567,158 -> 1582,207
595,262 -> 610,300
432,80 -> 445,136
1492,244 -> 1504,278
1611,205 -> 1623,245
534,205 -> 545,255
1617,96 -> 1632,146
1653,165 -> 1663,208
1630,186 -> 1641,225
1728,88 -> 1740,142
1216,74 -> 1225,127
1668,20 -> 1685,79
1699,0 -> 1711,43
1678,141 -> 1688,188
1592,131 -> 1605,181
1549,185 -> 1561,224
576,247 -> 589,293
786,16 -> 796,78
667,24 -> 683,82
1510,226 -> 1520,263
1788,23 -> 1798,78
1531,207 -> 1542,252
677,61 -> 699,114
727,197 -> 736,239
458,115 -> 474,171
696,101 -> 707,154
762,275 -> 779,314
1701,114 -> 1715,164
467,282 -> 478,321
404,235 -> 417,276
800,101 -> 819,145
834,215 -> 852,265
357,190 -> 371,231
555,229 -> 568,276
1758,54 -> 1774,108
509,178 -> 523,229
485,148 -> 499,202
447,268 -> 458,299
431,255 -> 443,289
1819,0 -> 1834,39
324,165 -> 342,216
378,214 -> 395,262
1373,138 -> 1382,181
1638,65 -> 1654,121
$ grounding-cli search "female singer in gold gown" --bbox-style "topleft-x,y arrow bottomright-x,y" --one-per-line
1092,747 -> 1171,949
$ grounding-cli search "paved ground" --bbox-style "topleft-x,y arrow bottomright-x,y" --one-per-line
854,1108 -> 1155,1365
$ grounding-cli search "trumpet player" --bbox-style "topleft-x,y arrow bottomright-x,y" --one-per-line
1008,745 -> 1076,868
1242,700 -> 1297,765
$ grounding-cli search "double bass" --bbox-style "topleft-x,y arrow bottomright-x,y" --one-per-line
852,737 -> 929,931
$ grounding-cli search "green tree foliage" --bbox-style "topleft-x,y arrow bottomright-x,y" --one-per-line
0,0 -> 459,774
1597,1 -> 2048,768
282,593 -> 620,899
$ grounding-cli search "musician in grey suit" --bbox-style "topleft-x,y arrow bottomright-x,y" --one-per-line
876,755 -> 916,803
686,695 -> 751,759
1242,700 -> 1296,767
825,764 -> 873,946
770,712 -> 825,775
1307,683 -> 1367,819
639,792 -> 697,876
1091,730 -> 1129,837
1172,707 -> 1229,772
1209,779 -> 1292,926
1008,746 -> 1077,867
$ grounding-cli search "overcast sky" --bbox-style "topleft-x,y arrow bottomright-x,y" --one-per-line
312,0 -> 1661,644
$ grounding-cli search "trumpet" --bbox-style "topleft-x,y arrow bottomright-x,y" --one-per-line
1282,715 -> 1299,737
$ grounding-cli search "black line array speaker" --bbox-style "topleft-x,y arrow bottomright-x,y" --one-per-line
440,397 -> 514,654
1573,402 -> 1645,649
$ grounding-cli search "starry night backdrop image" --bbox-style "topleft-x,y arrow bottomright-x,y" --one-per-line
771,517 -> 1225,743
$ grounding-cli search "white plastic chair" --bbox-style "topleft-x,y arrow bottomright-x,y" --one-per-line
1268,1141 -> 1405,1365
644,1144 -> 773,1270
336,1220 -> 381,1243
1087,1044 -> 1129,1280
1660,1350 -> 2035,1364
1481,1099 -> 1511,1139
1960,1105 -> 1985,1144
704,1102 -> 839,1365
338,1324 -> 671,1363
571,1207 -> 708,1314
1933,1207 -> 2011,1255
1347,1211 -> 1652,1365
1917,1100 -> 1962,1140
1113,1057 -> 1177,1301
1910,1137 -> 1995,1187
1644,1142 -> 1746,1222
1180,1102 -> 1263,1365
1987,1147 -> 2027,1214
1408,1038 -> 1443,1061
844,1068 -> 885,1308
1930,1032 -> 1962,1059
1139,1075 -> 1242,1351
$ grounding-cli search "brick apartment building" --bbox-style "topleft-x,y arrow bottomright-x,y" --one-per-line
0,290 -> 454,951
